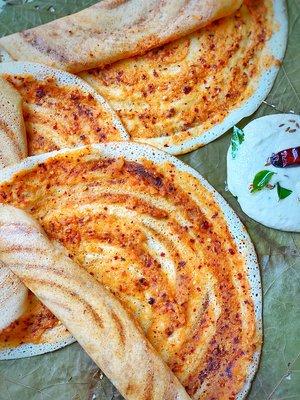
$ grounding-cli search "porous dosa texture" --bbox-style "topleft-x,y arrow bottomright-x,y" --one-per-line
0,62 -> 128,156
0,0 -> 242,73
81,0 -> 287,154
0,77 -> 27,168
0,205 -> 191,400
0,143 -> 261,399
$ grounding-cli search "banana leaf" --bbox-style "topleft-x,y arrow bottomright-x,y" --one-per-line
0,0 -> 299,399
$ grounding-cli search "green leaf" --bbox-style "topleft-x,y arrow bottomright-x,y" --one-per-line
277,182 -> 293,200
231,126 -> 245,159
0,1 -> 299,400
251,170 -> 276,193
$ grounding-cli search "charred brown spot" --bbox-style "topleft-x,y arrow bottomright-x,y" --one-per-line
148,297 -> 155,305
35,87 -> 46,99
126,162 -> 163,188
183,86 -> 192,94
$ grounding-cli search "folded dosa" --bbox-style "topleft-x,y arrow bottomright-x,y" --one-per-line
0,204 -> 191,400
0,77 -> 27,168
0,78 -> 28,330
0,0 -> 242,73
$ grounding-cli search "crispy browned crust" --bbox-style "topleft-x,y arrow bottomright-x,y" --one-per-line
0,0 -> 242,73
0,204 -> 191,400
0,147 -> 260,399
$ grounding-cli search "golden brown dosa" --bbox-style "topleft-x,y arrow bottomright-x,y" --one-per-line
0,143 -> 261,399
0,0 -> 242,73
81,0 -> 285,154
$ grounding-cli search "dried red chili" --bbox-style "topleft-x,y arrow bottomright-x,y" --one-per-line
270,146 -> 300,168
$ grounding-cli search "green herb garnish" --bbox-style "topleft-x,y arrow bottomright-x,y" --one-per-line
231,126 -> 245,159
251,170 -> 276,193
276,182 -> 293,200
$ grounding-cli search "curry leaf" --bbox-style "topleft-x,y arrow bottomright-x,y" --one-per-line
276,182 -> 293,200
231,126 -> 245,159
251,170 -> 276,193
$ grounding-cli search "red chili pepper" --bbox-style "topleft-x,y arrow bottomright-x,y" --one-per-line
270,146 -> 300,168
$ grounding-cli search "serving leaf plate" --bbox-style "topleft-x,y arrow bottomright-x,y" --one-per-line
0,1 -> 299,399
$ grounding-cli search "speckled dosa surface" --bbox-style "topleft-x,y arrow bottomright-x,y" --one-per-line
0,1 -> 299,399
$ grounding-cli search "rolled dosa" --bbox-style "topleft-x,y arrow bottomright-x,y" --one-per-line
0,77 -> 27,169
0,78 -> 28,330
0,0 -> 242,73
